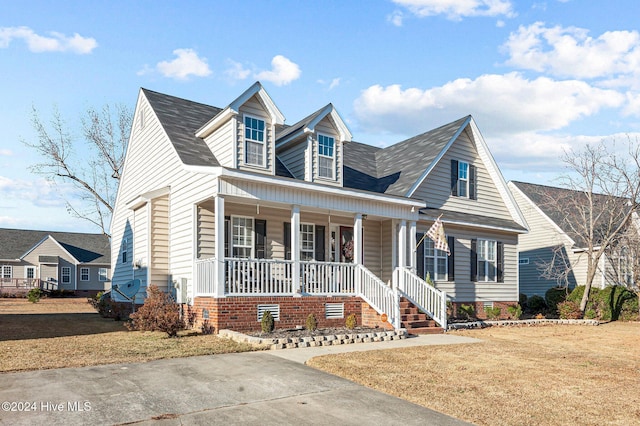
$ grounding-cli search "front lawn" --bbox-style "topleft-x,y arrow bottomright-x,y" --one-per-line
308,322 -> 640,426
0,298 -> 258,373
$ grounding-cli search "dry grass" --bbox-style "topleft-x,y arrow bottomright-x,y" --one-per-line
0,298 -> 259,373
308,323 -> 640,426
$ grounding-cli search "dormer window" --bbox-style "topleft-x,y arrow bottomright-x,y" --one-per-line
244,115 -> 265,166
318,134 -> 335,179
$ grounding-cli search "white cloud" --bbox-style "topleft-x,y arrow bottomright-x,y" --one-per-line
156,48 -> 212,80
254,55 -> 301,86
392,0 -> 516,21
0,176 -> 69,208
387,10 -> 405,26
224,59 -> 251,80
329,78 -> 341,90
0,149 -> 12,156
353,73 -> 625,136
0,26 -> 97,54
502,22 -> 640,80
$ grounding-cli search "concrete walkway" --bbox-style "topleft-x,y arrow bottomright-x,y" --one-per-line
0,335 -> 479,426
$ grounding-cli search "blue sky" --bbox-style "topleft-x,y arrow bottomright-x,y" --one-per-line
2,0 -> 640,233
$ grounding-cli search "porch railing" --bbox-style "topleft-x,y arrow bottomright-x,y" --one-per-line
0,278 -> 58,292
356,264 -> 400,329
300,261 -> 356,295
226,258 -> 294,295
394,267 -> 447,330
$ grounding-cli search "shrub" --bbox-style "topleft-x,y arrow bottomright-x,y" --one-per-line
27,288 -> 43,303
261,310 -> 274,333
306,313 -> 317,331
458,304 -> 475,321
557,300 -> 582,319
48,289 -> 75,298
200,320 -> 215,335
485,306 -> 501,320
345,313 -> 357,329
545,287 -> 569,314
519,293 -> 528,308
527,295 -> 547,314
507,304 -> 522,320
566,285 -> 637,321
126,285 -> 184,337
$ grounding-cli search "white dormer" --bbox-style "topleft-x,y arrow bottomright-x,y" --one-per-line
195,82 -> 285,174
276,104 -> 351,186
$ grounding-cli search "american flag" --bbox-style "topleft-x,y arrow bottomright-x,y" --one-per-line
426,215 -> 450,256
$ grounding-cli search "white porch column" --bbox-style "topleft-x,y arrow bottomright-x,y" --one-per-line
409,221 -> 417,273
214,195 -> 226,297
354,213 -> 363,265
291,205 -> 301,293
391,220 -> 397,270
398,220 -> 407,269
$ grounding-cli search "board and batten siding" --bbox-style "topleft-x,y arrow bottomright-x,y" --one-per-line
412,130 -> 512,221
204,119 -> 234,167
133,204 -> 148,287
196,199 -> 216,260
237,97 -> 273,175
417,223 -> 519,302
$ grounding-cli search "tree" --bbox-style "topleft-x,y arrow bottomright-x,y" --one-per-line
24,104 -> 132,237
536,138 -> 640,314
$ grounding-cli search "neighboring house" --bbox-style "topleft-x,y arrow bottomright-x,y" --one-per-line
0,228 -> 111,296
508,181 -> 633,297
110,82 -> 527,332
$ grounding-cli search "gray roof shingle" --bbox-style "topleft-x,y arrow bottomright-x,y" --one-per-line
142,89 -> 222,167
0,228 -> 110,264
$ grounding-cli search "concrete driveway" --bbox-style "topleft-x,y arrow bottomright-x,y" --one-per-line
0,350 -> 472,425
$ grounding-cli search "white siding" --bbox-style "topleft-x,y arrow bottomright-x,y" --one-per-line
204,119 -> 234,167
150,194 -> 170,291
196,199 -> 216,260
313,117 -> 342,187
237,97 -> 273,175
278,139 -> 307,180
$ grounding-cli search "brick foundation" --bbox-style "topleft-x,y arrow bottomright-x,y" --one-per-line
450,301 -> 518,320
193,296 -> 393,333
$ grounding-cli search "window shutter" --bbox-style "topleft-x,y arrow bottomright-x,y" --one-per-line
470,238 -> 477,282
497,241 -> 504,283
283,222 -> 291,260
451,160 -> 459,196
224,216 -> 230,258
255,219 -> 267,259
469,164 -> 477,200
314,225 -> 325,261
447,236 -> 455,282
416,232 -> 425,279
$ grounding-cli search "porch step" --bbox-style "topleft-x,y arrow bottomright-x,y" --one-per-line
400,297 -> 443,335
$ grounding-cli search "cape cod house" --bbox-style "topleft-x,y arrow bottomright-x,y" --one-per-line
110,82 -> 527,332
509,181 -> 634,297
0,228 -> 111,296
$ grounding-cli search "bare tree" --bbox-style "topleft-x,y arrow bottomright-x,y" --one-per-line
24,104 -> 132,237
538,138 -> 640,313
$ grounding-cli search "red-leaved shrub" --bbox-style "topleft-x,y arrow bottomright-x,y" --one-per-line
126,285 -> 185,337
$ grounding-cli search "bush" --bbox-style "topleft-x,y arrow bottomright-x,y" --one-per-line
126,285 -> 185,337
306,313 -> 317,331
557,300 -> 583,319
519,293 -> 528,308
261,310 -> 274,333
27,288 -> 43,303
527,295 -> 547,314
458,304 -> 475,321
507,304 -> 522,320
545,287 -> 569,314
48,289 -> 75,298
200,320 -> 215,335
485,306 -> 501,320
345,313 -> 357,329
566,285 -> 637,321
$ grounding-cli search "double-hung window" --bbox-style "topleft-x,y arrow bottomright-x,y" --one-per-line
2,265 -> 12,279
458,161 -> 469,197
424,238 -> 448,281
25,266 -> 35,280
244,115 -> 265,166
300,224 -> 315,260
80,267 -> 90,281
317,134 -> 335,179
451,160 -> 476,199
232,217 -> 253,258
121,239 -> 128,264
99,268 -> 108,282
477,239 -> 497,282
61,267 -> 71,284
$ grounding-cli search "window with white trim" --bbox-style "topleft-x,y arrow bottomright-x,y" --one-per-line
477,239 -> 497,282
121,239 -> 128,264
99,268 -> 108,281
232,216 -> 253,258
317,134 -> 335,179
244,115 -> 265,166
458,161 -> 469,197
519,258 -> 529,265
25,266 -> 35,280
2,265 -> 12,279
424,238 -> 448,281
80,267 -> 90,281
61,267 -> 71,284
300,223 -> 315,260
